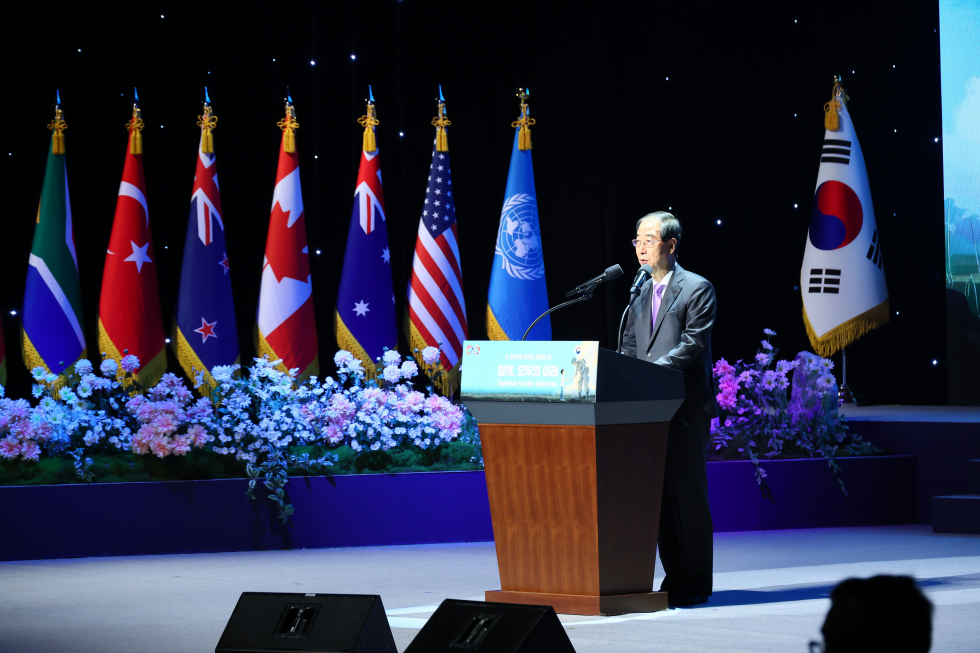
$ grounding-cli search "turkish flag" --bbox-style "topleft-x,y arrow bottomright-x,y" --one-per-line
98,116 -> 166,386
255,112 -> 318,380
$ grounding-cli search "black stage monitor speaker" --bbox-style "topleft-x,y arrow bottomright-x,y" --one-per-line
404,600 -> 575,653
215,592 -> 396,653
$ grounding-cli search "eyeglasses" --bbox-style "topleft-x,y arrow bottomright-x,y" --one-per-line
632,238 -> 663,248
808,641 -> 825,653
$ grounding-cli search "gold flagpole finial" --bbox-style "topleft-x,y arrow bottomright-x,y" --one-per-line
512,87 -> 535,150
823,75 -> 847,133
127,104 -> 144,155
432,93 -> 450,153
197,88 -> 218,154
277,94 -> 300,154
358,86 -> 379,153
48,95 -> 67,156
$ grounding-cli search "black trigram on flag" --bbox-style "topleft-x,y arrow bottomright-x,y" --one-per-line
808,268 -> 841,294
866,229 -> 883,269
821,139 -> 851,165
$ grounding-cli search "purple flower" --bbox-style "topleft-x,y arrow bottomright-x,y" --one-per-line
120,355 -> 141,373
760,341 -> 773,351
754,352 -> 771,366
763,328 -> 776,336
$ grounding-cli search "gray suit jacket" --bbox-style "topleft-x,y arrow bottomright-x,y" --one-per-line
621,262 -> 718,418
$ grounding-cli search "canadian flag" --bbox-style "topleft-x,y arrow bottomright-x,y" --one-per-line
255,103 -> 318,380
801,81 -> 889,357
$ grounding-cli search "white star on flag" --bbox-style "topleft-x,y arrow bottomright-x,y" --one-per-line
124,241 -> 153,273
353,300 -> 370,316
381,247 -> 391,263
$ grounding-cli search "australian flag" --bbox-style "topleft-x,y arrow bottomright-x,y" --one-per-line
334,148 -> 398,372
174,131 -> 239,390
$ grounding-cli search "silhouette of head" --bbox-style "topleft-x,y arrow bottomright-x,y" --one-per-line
819,575 -> 932,653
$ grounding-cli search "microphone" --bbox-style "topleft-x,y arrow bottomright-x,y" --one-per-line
629,264 -> 654,295
565,264 -> 624,297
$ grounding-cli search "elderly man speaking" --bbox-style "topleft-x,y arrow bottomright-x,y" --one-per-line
621,211 -> 717,608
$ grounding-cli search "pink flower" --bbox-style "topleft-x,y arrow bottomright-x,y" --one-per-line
20,440 -> 41,461
170,434 -> 191,456
132,425 -> 154,454
187,424 -> 209,448
120,355 -> 141,373
713,358 -> 735,377
324,423 -> 344,444
0,436 -> 21,459
150,436 -> 171,458
152,413 -> 177,436
329,394 -> 356,421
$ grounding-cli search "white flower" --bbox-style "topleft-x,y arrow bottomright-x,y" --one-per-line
816,374 -> 836,391
31,367 -> 48,381
382,350 -> 402,366
421,347 -> 441,365
77,382 -> 93,399
763,328 -> 777,336
32,384 -> 46,398
400,360 -> 419,379
383,365 -> 402,384
100,359 -> 118,377
818,358 -> 835,371
334,350 -> 355,366
74,359 -> 93,376
60,388 -> 79,405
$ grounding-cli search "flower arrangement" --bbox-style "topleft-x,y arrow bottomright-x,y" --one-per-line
710,329 -> 876,499
0,346 -> 478,522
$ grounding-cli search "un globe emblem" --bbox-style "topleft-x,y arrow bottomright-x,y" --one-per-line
495,193 -> 545,280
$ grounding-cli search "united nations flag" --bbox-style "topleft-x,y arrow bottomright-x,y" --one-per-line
486,94 -> 551,341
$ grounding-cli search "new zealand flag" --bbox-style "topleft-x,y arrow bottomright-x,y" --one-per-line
174,131 -> 239,390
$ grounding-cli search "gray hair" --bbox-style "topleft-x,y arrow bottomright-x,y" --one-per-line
635,211 -> 682,246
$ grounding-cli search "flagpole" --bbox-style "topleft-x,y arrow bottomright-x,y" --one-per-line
838,346 -> 855,405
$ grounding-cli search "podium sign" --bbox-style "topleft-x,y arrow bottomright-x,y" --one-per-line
461,340 -> 599,403
462,341 -> 685,616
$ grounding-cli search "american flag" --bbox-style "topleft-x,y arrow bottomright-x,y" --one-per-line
407,141 -> 468,373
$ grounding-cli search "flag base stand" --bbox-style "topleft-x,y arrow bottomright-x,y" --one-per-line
838,384 -> 857,406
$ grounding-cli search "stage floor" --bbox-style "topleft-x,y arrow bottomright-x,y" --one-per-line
841,404 -> 980,422
1,526 -> 979,652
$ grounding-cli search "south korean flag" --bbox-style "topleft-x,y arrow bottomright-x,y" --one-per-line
801,82 -> 889,357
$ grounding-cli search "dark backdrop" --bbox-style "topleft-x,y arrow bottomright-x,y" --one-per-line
2,1 -> 946,404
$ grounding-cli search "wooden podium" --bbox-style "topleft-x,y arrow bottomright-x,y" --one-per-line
464,346 -> 685,616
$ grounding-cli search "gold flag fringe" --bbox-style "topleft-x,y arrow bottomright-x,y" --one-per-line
803,299 -> 890,358
127,108 -> 144,155
432,101 -> 450,153
173,322 -> 228,397
485,305 -> 510,341
20,327 -> 86,397
98,318 -> 166,390
253,325 -> 318,385
405,316 -> 460,397
197,104 -> 217,154
277,103 -> 299,154
358,102 -> 379,153
48,108 -> 67,155
334,311 -> 379,380
0,358 -> 6,388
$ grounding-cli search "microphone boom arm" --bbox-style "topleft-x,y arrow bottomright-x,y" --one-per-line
521,291 -> 594,342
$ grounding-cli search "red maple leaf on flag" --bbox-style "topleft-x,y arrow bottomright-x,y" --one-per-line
264,202 -> 310,283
